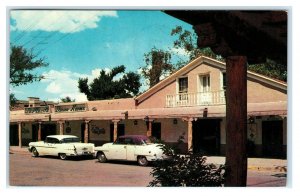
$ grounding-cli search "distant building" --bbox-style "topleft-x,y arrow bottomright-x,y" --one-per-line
10,97 -> 55,111
9,56 -> 287,158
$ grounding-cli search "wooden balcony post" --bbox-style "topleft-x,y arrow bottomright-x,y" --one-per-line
225,56 -> 247,187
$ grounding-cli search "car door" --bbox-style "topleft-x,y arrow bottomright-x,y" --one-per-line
45,137 -> 58,156
125,138 -> 136,161
110,137 -> 127,160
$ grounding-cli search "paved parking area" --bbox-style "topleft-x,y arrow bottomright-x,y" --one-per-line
9,153 -> 153,186
8,152 -> 286,187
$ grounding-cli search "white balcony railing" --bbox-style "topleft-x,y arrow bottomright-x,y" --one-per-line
166,90 -> 226,107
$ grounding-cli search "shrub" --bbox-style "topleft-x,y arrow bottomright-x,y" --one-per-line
149,136 -> 225,187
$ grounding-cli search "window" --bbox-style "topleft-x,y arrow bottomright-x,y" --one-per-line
178,77 -> 188,94
178,77 -> 188,101
200,75 -> 210,92
222,72 -> 226,90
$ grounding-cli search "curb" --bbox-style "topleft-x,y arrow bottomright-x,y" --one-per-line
247,165 -> 287,172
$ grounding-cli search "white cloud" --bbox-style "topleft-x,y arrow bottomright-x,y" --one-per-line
10,10 -> 118,33
41,67 -> 118,102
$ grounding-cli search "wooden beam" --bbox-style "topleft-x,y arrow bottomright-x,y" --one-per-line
225,56 -> 248,186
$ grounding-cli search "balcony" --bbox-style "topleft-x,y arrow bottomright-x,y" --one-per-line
166,90 -> 226,107
25,106 -> 50,114
54,103 -> 87,113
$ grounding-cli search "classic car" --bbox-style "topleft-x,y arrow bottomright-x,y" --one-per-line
28,135 -> 95,160
95,135 -> 169,166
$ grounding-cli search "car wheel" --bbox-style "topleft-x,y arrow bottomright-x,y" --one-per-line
137,156 -> 148,166
97,152 -> 107,163
59,153 -> 67,160
32,147 -> 39,157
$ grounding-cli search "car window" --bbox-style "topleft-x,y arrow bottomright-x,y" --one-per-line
45,137 -> 60,144
60,137 -> 80,143
114,137 -> 125,144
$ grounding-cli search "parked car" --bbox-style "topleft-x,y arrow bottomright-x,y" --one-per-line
28,135 -> 95,160
95,135 -> 169,166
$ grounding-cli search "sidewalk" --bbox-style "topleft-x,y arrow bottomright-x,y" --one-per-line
9,146 -> 287,172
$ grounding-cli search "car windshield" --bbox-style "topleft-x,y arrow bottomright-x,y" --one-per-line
60,137 -> 80,143
139,136 -> 158,145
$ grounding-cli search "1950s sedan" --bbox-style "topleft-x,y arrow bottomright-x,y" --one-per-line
95,135 -> 169,166
28,135 -> 95,160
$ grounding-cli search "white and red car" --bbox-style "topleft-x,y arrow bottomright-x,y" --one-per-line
28,135 -> 95,160
95,135 -> 169,166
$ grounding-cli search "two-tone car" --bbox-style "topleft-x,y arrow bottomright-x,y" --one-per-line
28,135 -> 95,160
95,135 -> 169,166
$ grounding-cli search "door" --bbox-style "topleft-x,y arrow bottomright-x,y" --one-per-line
32,123 -> 56,141
9,124 -> 19,146
199,75 -> 212,104
262,120 -> 283,158
192,119 -> 221,155
152,123 -> 161,140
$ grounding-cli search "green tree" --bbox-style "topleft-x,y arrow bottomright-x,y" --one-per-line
10,45 -> 48,108
171,26 -> 223,67
78,65 -> 141,100
141,48 -> 173,88
10,45 -> 48,86
248,59 -> 287,82
9,93 -> 18,109
60,96 -> 75,103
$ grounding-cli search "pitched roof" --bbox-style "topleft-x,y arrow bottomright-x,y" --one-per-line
135,56 -> 287,104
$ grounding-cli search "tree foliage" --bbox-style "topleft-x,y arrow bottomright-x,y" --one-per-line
141,48 -> 173,87
10,45 -> 48,87
248,59 -> 287,82
171,26 -> 224,67
149,136 -> 225,187
78,65 -> 141,100
60,96 -> 75,103
9,93 -> 18,109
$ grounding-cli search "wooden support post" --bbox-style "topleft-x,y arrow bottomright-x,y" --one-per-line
58,121 -> 64,135
187,118 -> 193,152
225,56 -> 248,187
112,120 -> 120,142
18,122 -> 22,148
84,120 -> 89,143
146,120 -> 153,137
38,122 -> 42,141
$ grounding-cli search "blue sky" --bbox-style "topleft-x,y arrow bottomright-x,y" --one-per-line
10,10 -> 193,102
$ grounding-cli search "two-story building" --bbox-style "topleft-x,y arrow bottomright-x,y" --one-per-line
9,56 -> 287,158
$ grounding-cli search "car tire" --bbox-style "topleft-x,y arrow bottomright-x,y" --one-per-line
97,152 -> 107,163
137,156 -> 148,166
32,147 -> 39,157
59,153 -> 67,160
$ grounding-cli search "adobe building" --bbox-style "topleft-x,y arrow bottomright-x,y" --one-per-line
9,56 -> 287,158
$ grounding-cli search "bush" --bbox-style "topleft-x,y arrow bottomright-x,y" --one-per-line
148,136 -> 225,187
